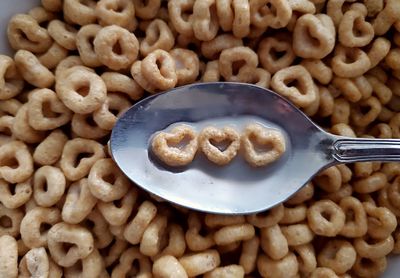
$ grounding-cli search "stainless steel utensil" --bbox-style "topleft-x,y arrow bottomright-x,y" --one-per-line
110,82 -> 400,214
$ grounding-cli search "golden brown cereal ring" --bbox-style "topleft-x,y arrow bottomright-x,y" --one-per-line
179,249 -> 220,276
216,0 -> 250,38
339,196 -> 367,238
307,199 -> 345,237
140,19 -> 175,56
124,201 -> 158,245
339,8 -> 374,48
310,267 -> 339,278
47,19 -> 77,51
241,123 -> 286,167
33,129 -> 68,166
47,222 -> 94,267
257,252 -> 298,278
168,0 -> 195,36
331,97 -> 350,125
134,0 -> 161,19
352,255 -> 387,278
351,96 -> 382,128
317,239 -> 356,274
372,0 -> 400,35
82,209 -> 113,249
286,182 -> 314,205
64,248 -> 104,278
14,50 -> 54,88
76,24 -> 103,68
239,236 -> 259,274
246,203 -> 284,228
205,214 -> 245,228
7,14 -> 52,53
60,138 -> 106,181
12,104 -> 45,143
293,14 -> 335,59
56,66 -> 107,114
88,158 -> 130,202
71,113 -> 109,140
0,55 -> 24,101
198,126 -> 240,166
353,171 -> 387,194
250,0 -> 292,29
153,255 -> 188,278
41,0 -> 63,12
0,204 -> 23,237
33,165 -> 66,207
140,215 -> 168,256
367,37 -> 391,69
101,72 -> 143,101
279,204 -> 307,224
63,0 -> 97,26
201,34 -> 243,60
271,65 -> 317,108
354,235 -> 394,259
38,42 -> 69,70
20,206 -> 60,248
131,60 -> 159,94
151,124 -> 198,167
219,46 -> 258,81
292,243 -> 317,275
331,45 -> 371,78
27,88 -> 72,131
281,223 -> 314,246
93,93 -> 131,131
94,25 -> 139,71
185,212 -> 215,252
213,223 -> 255,246
97,187 -> 136,226
204,264 -> 245,278
19,247 -> 50,278
0,141 -> 33,184
260,224 -> 288,260
367,75 -> 392,105
313,166 -> 342,193
192,0 -> 219,41
0,178 -> 31,209
0,235 -> 18,278
258,34 -> 295,75
62,178 -> 97,224
141,49 -> 178,91
111,247 -> 152,277
96,0 -> 136,30
170,48 -> 200,85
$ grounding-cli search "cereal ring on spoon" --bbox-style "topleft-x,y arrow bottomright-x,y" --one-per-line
151,124 -> 198,167
241,123 -> 286,167
198,126 -> 240,166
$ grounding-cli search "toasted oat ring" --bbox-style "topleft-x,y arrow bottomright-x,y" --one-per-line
93,25 -> 139,71
151,125 -> 198,167
241,123 -> 286,167
55,66 -> 107,114
198,126 -> 240,166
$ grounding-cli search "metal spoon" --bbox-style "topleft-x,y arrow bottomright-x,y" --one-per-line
110,82 -> 400,215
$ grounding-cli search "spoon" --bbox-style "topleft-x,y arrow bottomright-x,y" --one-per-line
110,82 -> 400,215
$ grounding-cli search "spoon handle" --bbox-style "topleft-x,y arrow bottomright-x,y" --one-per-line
332,137 -> 400,163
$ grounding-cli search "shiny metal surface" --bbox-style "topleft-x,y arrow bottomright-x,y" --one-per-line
110,82 -> 400,214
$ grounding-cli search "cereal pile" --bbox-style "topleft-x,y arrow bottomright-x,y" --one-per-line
0,0 -> 400,277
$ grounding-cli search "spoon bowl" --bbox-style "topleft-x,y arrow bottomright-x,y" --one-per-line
110,82 -> 400,214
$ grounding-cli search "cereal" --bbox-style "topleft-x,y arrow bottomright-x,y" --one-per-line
198,126 -> 240,166
0,0 -> 400,276
241,123 -> 286,167
93,25 -> 139,71
151,124 -> 198,167
0,235 -> 18,278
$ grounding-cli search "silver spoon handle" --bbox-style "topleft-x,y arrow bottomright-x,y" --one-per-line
332,138 -> 400,163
